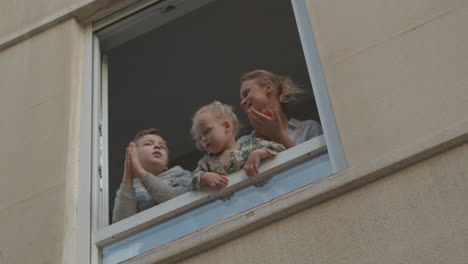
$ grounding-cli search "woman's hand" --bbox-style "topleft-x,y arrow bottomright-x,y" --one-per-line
247,108 -> 295,148
247,108 -> 282,141
200,172 -> 229,190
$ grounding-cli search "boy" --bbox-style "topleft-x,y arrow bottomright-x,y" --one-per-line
112,128 -> 191,223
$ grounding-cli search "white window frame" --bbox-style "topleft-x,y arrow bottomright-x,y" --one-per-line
78,0 -> 347,263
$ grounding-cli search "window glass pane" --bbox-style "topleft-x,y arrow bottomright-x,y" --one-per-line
102,153 -> 331,263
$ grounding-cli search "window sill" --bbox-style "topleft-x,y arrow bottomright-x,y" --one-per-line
120,119 -> 468,264
94,135 -> 327,247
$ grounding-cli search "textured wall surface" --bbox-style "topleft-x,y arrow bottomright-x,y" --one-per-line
0,0 -> 83,38
181,144 -> 468,264
0,19 -> 83,264
1,0 -> 467,263
307,0 -> 468,167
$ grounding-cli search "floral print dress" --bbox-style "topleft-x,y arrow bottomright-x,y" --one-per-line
190,137 -> 285,190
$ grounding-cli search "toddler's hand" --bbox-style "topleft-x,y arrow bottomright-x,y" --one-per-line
243,149 -> 263,176
201,172 -> 229,190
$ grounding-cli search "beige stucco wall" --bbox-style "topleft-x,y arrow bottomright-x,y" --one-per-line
0,0 -> 83,38
181,143 -> 468,264
0,0 -> 467,263
0,18 -> 83,264
307,0 -> 468,167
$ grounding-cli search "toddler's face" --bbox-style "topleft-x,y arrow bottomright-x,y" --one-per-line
136,134 -> 169,172
193,113 -> 230,154
240,79 -> 271,113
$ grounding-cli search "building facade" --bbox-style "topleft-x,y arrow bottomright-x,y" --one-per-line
0,0 -> 467,263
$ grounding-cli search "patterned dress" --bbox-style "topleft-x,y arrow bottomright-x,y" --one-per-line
190,137 -> 285,190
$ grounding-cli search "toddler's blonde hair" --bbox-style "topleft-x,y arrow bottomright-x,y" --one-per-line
191,101 -> 240,151
240,70 -> 303,107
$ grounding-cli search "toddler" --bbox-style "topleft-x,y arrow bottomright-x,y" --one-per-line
190,101 -> 285,191
112,128 -> 191,223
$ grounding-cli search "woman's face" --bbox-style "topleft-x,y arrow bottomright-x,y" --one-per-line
240,79 -> 273,113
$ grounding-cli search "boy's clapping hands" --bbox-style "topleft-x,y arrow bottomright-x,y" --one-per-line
122,151 -> 134,186
127,142 -> 147,179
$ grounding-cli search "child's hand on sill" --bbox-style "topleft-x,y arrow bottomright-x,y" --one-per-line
200,172 -> 229,191
244,149 -> 271,176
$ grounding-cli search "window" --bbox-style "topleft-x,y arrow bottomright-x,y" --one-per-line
85,0 -> 347,263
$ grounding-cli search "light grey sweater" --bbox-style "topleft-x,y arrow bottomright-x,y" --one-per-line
112,166 -> 191,223
238,118 -> 323,144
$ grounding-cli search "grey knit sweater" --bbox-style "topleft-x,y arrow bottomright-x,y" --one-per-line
112,166 -> 191,223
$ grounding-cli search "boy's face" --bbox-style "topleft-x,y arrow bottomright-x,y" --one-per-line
136,134 -> 169,173
193,113 -> 230,154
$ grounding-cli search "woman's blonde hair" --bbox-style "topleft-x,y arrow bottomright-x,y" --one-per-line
240,70 -> 303,107
191,101 -> 240,151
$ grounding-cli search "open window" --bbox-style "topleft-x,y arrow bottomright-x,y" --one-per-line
89,0 -> 346,263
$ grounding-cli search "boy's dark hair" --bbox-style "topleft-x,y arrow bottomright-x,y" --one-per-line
133,128 -> 163,142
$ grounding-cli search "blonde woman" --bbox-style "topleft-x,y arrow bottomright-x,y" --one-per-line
239,70 -> 322,149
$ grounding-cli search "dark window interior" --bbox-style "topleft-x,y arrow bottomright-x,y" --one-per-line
99,0 -> 320,223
